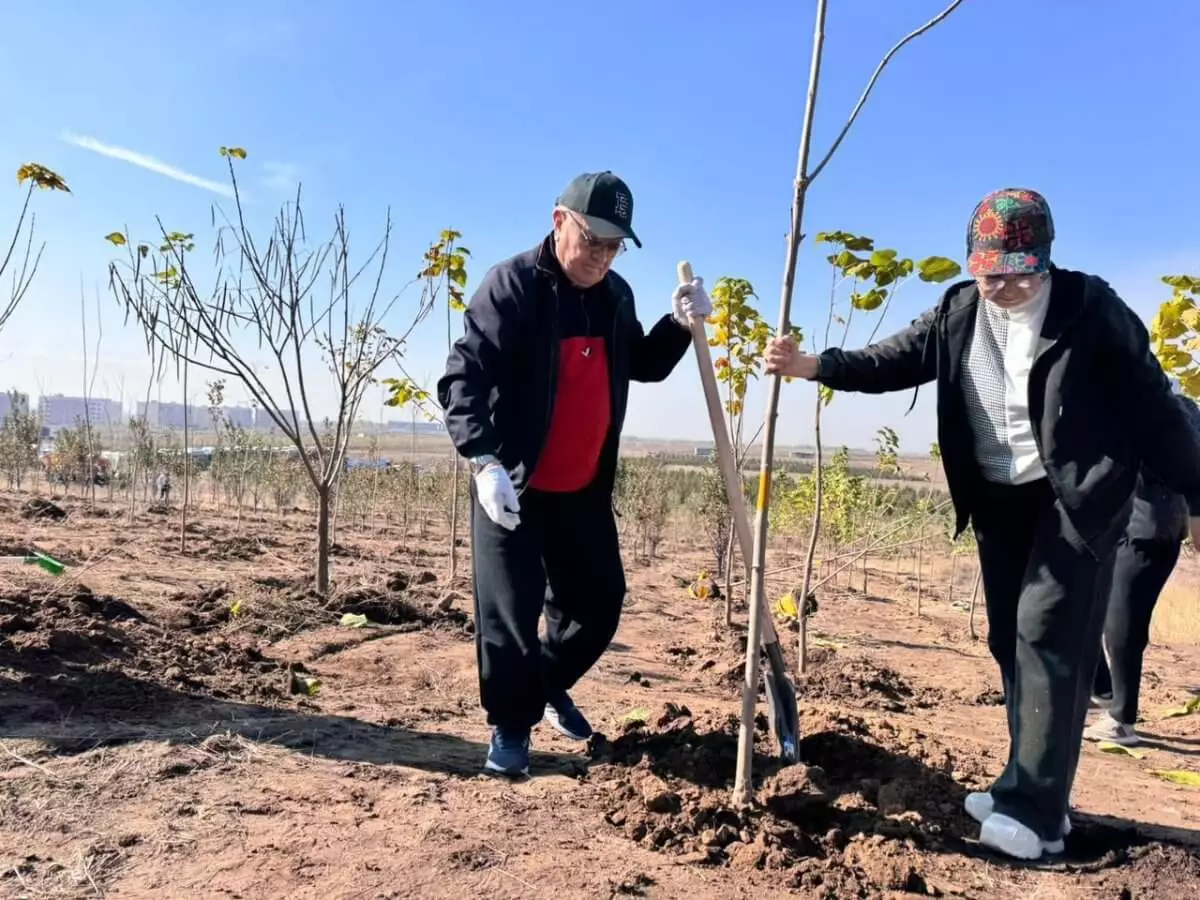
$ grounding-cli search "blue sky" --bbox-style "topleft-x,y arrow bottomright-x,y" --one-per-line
0,0 -> 1196,452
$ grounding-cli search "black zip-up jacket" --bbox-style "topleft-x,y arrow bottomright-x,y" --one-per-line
813,266 -> 1200,556
436,234 -> 691,495
1131,395 -> 1200,543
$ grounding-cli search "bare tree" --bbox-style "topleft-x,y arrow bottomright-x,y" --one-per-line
107,146 -> 434,594
2,163 -> 70,335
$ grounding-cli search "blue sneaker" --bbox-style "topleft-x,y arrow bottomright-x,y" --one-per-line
485,727 -> 531,776
544,692 -> 592,741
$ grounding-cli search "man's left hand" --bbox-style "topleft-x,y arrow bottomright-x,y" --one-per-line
672,277 -> 713,328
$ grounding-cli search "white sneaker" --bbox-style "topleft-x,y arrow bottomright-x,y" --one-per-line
980,812 -> 1065,860
1083,713 -> 1139,746
965,792 -> 1071,835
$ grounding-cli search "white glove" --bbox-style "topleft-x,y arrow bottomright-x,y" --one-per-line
672,277 -> 713,327
475,463 -> 520,531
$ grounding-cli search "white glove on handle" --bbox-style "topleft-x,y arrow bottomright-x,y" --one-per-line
672,277 -> 713,327
475,464 -> 520,531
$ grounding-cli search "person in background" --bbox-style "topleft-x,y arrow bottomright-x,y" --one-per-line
156,470 -> 171,505
762,188 -> 1200,861
1086,382 -> 1200,745
437,171 -> 711,777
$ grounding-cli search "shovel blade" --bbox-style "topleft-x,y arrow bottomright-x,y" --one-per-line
763,644 -> 801,763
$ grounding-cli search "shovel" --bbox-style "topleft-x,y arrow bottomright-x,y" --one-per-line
0,552 -> 66,576
679,260 -> 801,763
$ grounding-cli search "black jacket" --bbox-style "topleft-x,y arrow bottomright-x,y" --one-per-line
814,267 -> 1200,556
1130,395 -> 1200,542
437,234 -> 691,494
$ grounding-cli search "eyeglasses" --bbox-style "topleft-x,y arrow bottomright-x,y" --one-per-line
567,212 -> 626,257
977,273 -> 1047,291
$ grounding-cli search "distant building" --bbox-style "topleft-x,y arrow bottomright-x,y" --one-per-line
38,395 -> 123,432
135,401 -> 252,430
0,391 -> 30,421
693,446 -> 715,458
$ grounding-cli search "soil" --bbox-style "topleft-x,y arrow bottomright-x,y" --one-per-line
1,490 -> 1198,900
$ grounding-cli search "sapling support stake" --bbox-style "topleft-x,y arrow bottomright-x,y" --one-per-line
731,0 -> 968,806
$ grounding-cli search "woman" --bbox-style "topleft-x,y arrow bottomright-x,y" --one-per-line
764,188 -> 1200,861
1086,386 -> 1200,746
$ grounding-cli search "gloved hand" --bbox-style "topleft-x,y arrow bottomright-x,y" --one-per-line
672,276 -> 713,328
475,463 -> 521,531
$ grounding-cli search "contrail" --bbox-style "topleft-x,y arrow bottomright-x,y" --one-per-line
61,131 -> 234,198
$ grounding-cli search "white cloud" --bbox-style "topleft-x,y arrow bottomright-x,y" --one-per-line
61,132 -> 234,198
261,161 -> 302,193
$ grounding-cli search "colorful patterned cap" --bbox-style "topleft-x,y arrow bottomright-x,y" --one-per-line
966,188 -> 1054,276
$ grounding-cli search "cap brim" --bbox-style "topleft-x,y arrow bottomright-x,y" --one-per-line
967,247 -> 1050,277
578,213 -> 641,249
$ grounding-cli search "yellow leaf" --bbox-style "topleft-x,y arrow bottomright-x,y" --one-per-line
1148,769 -> 1200,787
1096,741 -> 1146,759
1162,696 -> 1200,719
811,637 -> 845,650
16,162 -> 70,192
775,592 -> 799,618
219,146 -> 248,160
104,231 -> 127,246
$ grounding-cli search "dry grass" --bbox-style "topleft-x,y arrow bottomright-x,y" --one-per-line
1151,552 -> 1200,644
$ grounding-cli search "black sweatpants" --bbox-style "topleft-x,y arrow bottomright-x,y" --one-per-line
470,481 -> 627,731
973,478 -> 1118,842
1092,534 -> 1182,725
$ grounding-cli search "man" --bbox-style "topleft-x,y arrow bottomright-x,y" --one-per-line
763,188 -> 1200,860
437,171 -> 711,776
1086,384 -> 1200,746
156,470 -> 171,505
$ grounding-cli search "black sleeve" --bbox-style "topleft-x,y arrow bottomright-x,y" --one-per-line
814,306 -> 939,394
435,263 -> 524,460
1104,296 -> 1200,516
629,311 -> 691,383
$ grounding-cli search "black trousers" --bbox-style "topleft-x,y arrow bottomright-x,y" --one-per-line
470,482 -> 627,731
973,478 -> 1118,841
1092,534 -> 1182,725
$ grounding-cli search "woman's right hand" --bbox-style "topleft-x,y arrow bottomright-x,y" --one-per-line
765,336 -> 820,380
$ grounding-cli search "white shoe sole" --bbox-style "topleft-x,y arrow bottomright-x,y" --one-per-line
965,792 -> 1071,836
544,706 -> 591,742
484,758 -> 530,776
980,812 -> 1064,860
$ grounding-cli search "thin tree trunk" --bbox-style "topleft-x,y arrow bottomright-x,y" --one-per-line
797,396 -> 823,677
317,484 -> 332,594
181,360 -> 189,553
449,452 -> 460,580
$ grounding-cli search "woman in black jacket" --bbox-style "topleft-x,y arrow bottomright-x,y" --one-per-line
764,188 -> 1200,861
1086,389 -> 1200,746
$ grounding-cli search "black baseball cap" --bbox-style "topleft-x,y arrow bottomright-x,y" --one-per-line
556,171 -> 641,248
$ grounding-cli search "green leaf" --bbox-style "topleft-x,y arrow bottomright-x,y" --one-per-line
1096,741 -> 1146,759
869,249 -> 897,266
851,288 -> 886,311
916,256 -> 963,283
104,231 -> 127,246
219,146 -> 248,160
818,384 -> 835,407
1149,769 -> 1200,787
340,612 -> 371,628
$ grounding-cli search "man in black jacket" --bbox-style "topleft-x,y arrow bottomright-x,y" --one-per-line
764,188 -> 1200,860
437,171 -> 710,776
1086,388 -> 1200,746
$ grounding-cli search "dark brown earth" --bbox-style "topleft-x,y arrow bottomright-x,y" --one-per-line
1,489 -> 1198,899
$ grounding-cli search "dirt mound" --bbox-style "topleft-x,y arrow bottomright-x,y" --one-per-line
588,705 -> 973,894
0,584 -> 289,721
587,703 -> 1199,896
800,655 -> 942,712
